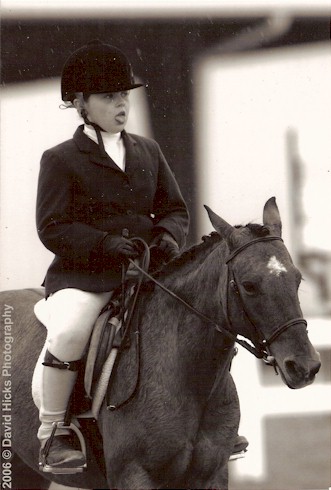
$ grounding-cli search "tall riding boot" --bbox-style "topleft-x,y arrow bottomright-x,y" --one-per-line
38,351 -> 86,470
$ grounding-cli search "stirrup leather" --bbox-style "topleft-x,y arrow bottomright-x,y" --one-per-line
39,421 -> 87,474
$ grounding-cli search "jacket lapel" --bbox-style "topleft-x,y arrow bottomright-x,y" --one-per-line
122,130 -> 141,175
73,125 -> 124,172
73,126 -> 142,173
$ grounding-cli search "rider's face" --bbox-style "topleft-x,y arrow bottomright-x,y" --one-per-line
80,91 -> 131,133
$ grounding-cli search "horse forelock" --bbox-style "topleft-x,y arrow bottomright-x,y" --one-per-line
234,223 -> 270,238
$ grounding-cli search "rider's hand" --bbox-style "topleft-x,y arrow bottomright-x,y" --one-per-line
150,231 -> 180,264
102,235 -> 138,260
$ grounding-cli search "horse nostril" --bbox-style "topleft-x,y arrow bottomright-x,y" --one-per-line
284,359 -> 299,378
284,357 -> 321,385
310,360 -> 321,377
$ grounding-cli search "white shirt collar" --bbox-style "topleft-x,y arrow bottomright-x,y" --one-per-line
83,124 -> 125,170
83,124 -> 121,144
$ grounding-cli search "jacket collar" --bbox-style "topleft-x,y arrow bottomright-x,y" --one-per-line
73,125 -> 140,172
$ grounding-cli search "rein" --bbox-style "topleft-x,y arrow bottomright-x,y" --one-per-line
129,259 -> 255,354
128,235 -> 307,366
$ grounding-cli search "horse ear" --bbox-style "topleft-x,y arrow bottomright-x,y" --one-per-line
204,205 -> 234,239
263,197 -> 282,237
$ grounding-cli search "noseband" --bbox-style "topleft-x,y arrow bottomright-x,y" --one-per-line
128,236 -> 307,370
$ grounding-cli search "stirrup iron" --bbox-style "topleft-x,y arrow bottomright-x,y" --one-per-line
39,421 -> 87,474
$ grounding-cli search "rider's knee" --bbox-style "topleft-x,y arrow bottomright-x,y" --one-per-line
46,329 -> 90,361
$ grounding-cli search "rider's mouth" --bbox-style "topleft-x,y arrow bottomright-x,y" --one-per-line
115,112 -> 126,123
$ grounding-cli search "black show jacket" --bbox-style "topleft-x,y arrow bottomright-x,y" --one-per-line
36,126 -> 189,296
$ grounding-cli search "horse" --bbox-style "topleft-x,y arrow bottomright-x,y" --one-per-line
0,197 -> 321,490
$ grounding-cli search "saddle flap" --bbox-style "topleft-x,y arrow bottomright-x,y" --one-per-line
84,310 -> 119,399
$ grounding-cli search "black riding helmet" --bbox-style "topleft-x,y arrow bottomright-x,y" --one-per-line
61,39 -> 143,102
61,40 -> 143,155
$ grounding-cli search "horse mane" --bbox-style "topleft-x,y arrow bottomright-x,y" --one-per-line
152,231 -> 222,280
157,222 -> 270,278
148,222 -> 270,284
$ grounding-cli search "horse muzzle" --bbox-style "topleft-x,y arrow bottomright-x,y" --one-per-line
279,353 -> 321,389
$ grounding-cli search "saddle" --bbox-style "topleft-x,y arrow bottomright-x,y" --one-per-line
68,280 -> 142,422
78,241 -> 156,418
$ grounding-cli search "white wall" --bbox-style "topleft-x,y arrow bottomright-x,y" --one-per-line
195,42 -> 331,252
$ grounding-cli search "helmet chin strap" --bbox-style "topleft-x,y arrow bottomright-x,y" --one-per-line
81,108 -> 107,157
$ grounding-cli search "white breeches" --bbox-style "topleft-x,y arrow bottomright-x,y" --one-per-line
34,288 -> 113,360
33,288 -> 113,441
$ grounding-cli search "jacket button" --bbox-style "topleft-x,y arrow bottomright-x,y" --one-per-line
126,210 -> 133,215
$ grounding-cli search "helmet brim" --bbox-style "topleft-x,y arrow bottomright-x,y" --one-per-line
61,41 -> 144,102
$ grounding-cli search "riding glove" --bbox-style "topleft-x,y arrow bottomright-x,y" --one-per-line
150,231 -> 180,265
101,235 -> 138,260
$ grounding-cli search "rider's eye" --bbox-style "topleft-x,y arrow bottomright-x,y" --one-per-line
242,281 -> 257,295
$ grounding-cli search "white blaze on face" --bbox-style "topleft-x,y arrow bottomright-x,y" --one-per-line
267,255 -> 287,276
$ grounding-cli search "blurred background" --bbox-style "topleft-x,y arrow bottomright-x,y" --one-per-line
1,1 -> 330,489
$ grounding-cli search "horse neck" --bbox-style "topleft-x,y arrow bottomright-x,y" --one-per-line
142,238 -> 234,401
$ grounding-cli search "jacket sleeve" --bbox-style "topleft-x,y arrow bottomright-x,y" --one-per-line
36,149 -> 107,262
152,144 -> 190,249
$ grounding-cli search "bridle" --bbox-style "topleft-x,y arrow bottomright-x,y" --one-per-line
128,235 -> 308,373
225,236 -> 307,372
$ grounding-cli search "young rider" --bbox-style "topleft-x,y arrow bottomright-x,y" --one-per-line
33,40 -> 190,472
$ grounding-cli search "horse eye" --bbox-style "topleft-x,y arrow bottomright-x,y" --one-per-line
295,269 -> 302,288
242,281 -> 257,294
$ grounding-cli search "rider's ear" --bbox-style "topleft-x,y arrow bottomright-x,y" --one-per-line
73,94 -> 85,117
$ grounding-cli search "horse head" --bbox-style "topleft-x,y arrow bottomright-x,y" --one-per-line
205,197 -> 321,389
